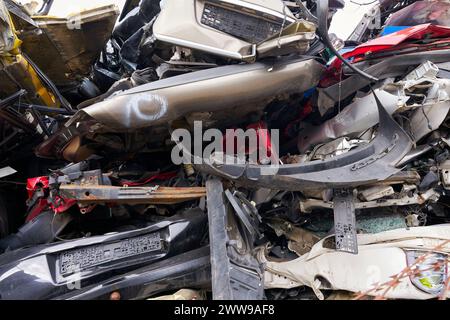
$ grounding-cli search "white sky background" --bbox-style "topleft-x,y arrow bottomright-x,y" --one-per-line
17,0 -> 374,40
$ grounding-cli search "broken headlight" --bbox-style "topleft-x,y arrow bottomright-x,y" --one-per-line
405,250 -> 448,295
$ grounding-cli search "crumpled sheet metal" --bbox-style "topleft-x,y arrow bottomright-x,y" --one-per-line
318,49 -> 450,112
300,189 -> 440,212
0,210 -> 207,300
0,0 -> 15,55
153,0 -> 315,61
385,0 -> 450,27
57,247 -> 211,300
298,89 -> 409,153
260,225 -> 450,299
196,93 -> 413,191
392,74 -> 450,142
155,0 -> 258,57
68,57 -> 324,131
20,5 -> 120,86
411,100 -> 450,142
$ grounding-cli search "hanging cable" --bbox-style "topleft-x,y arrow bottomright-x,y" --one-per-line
21,53 -> 73,112
317,0 -> 379,82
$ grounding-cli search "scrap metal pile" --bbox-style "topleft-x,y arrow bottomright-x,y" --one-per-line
0,0 -> 449,300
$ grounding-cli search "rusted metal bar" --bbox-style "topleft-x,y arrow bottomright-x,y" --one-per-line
59,184 -> 206,205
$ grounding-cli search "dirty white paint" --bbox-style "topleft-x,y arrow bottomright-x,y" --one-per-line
330,0 -> 379,40
86,92 -> 169,129
17,0 -> 373,40
261,224 -> 450,299
123,93 -> 169,128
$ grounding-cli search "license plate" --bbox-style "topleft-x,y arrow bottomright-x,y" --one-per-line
59,232 -> 162,275
201,3 -> 282,43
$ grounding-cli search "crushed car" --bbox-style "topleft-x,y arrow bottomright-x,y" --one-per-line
0,0 -> 449,301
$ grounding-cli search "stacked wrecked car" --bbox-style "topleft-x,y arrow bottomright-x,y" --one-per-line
0,0 -> 449,300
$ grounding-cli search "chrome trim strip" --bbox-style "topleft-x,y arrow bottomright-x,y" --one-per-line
153,33 -> 255,61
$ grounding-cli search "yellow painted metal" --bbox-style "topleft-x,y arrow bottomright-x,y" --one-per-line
0,0 -> 60,107
16,54 -> 59,107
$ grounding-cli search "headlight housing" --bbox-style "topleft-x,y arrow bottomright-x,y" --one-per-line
405,250 -> 448,295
